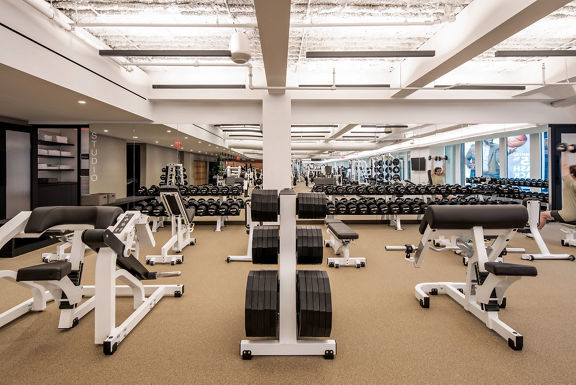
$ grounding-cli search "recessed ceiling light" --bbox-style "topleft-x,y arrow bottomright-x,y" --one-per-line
198,141 -> 201,143
155,140 -> 159,144
78,100 -> 86,104
185,137 -> 188,139
170,144 -> 174,147
167,130 -> 171,133
103,129 -> 109,133
208,144 -> 211,146
132,136 -> 138,139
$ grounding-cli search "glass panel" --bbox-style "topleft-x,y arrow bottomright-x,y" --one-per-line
463,142 -> 476,179
507,134 -> 530,179
482,139 -> 500,178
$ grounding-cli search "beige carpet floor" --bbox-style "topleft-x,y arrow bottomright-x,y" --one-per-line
1,218 -> 575,384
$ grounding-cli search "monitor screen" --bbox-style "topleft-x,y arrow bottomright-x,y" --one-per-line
411,157 -> 426,171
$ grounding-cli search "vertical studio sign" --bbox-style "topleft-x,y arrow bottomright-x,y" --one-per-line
90,130 -> 98,182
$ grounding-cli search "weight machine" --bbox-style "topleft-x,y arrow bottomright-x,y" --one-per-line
521,199 -> 575,260
387,205 -> 537,350
146,186 -> 196,265
83,210 -> 183,354
0,206 -> 122,330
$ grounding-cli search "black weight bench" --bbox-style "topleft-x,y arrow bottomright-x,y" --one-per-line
324,218 -> 364,268
404,205 -> 536,350
17,261 -> 72,282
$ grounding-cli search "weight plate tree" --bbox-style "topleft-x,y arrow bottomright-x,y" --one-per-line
241,189 -> 336,360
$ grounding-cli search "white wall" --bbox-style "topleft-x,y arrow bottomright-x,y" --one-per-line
145,144 -> 179,186
89,133 -> 126,199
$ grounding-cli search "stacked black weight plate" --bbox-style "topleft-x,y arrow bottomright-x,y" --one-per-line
245,270 -> 279,338
251,225 -> 279,264
296,226 -> 323,264
296,270 -> 332,338
297,192 -> 327,219
251,190 -> 278,222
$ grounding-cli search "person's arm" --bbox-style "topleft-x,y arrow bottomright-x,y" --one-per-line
430,157 -> 434,171
442,158 -> 446,175
561,152 -> 570,178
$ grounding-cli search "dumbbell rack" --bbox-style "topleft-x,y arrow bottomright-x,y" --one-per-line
162,163 -> 187,186
240,190 -> 336,359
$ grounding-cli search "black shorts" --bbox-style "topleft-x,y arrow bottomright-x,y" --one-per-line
551,210 -> 564,222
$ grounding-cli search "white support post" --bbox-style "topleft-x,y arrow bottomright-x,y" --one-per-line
499,137 -> 507,178
262,94 -> 292,191
278,190 -> 297,344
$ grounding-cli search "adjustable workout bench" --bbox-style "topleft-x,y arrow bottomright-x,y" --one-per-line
146,186 -> 196,265
324,218 -> 365,268
399,205 -> 538,350
0,206 -> 122,329
521,199 -> 575,261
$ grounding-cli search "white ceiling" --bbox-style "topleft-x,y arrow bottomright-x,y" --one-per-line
0,64 -> 147,122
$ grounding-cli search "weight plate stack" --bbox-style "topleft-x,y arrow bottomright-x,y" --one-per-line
297,193 -> 327,219
245,270 -> 279,338
296,226 -> 324,264
251,190 -> 279,222
296,270 -> 332,338
252,225 -> 280,264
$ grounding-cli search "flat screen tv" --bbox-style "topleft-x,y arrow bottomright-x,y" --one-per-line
411,157 -> 426,171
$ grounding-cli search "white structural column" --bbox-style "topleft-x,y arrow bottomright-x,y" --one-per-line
262,94 -> 292,190
499,138 -> 508,178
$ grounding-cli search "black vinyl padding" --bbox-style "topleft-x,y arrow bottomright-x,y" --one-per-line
17,261 -> 71,281
24,206 -> 123,234
326,220 -> 359,240
419,205 -> 528,234
484,262 -> 538,277
185,207 -> 195,223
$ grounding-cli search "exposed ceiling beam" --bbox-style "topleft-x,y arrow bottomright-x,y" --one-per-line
391,0 -> 572,99
326,124 -> 358,141
253,0 -> 291,94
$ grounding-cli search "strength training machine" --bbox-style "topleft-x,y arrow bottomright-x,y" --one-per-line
146,186 -> 196,265
388,205 -> 537,350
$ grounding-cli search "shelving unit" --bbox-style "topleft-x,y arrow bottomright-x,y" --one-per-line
36,127 -> 79,206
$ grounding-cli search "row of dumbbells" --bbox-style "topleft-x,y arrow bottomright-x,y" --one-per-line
312,183 -> 494,196
134,198 -> 246,217
137,184 -> 244,197
329,197 -> 429,215
327,196 -> 522,216
467,177 -> 548,188
494,186 -> 549,202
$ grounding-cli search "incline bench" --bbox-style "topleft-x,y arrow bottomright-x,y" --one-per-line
324,218 -> 365,268
388,205 -> 537,351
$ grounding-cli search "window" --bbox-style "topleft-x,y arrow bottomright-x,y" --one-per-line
507,134 -> 530,178
482,139 -> 500,178
463,142 -> 476,179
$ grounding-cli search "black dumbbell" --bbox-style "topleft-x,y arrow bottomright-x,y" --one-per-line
336,200 -> 347,214
347,201 -> 358,214
148,185 -> 159,196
